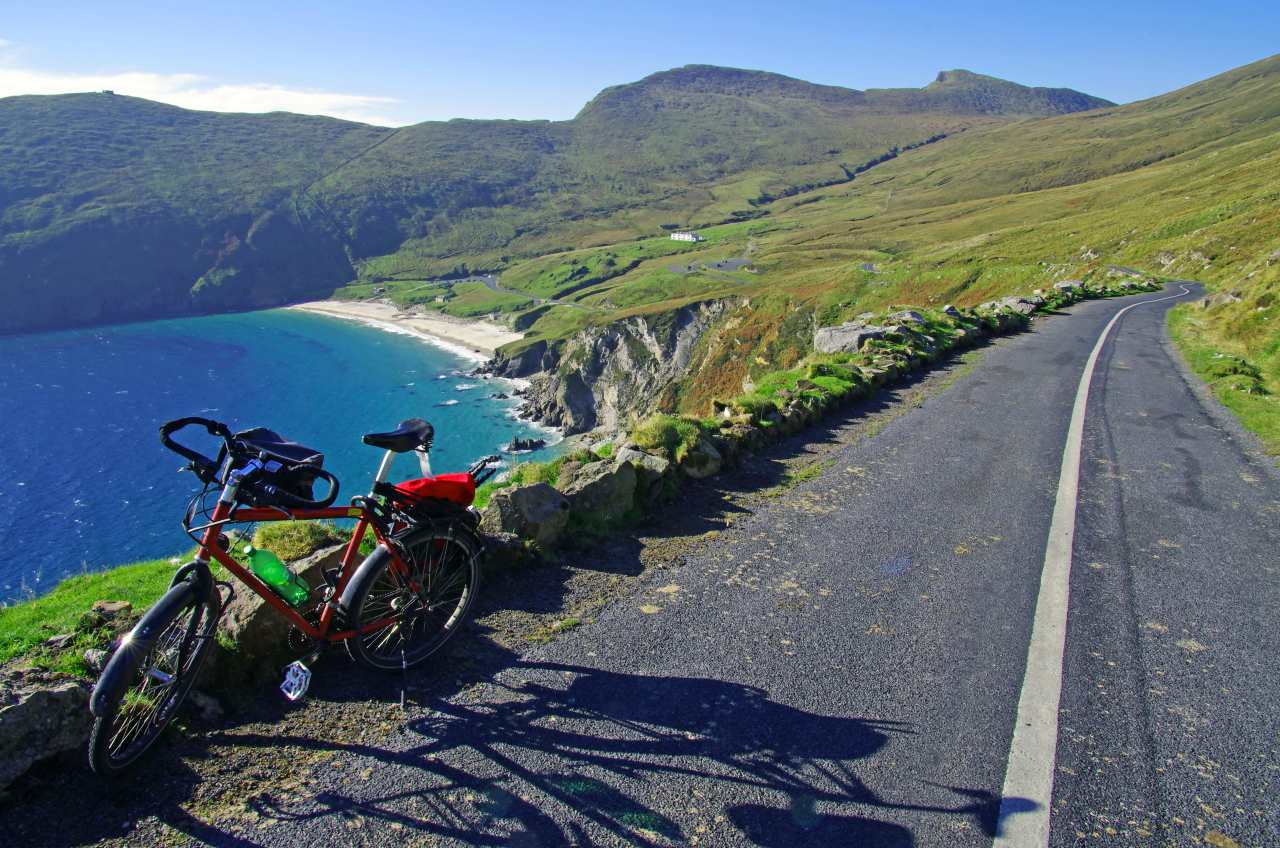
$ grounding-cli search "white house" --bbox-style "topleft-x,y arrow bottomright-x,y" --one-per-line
670,231 -> 704,242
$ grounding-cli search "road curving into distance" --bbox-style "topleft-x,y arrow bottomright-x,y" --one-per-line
238,282 -> 1280,846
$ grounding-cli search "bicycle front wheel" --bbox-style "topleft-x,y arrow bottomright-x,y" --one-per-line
344,529 -> 481,671
88,579 -> 220,775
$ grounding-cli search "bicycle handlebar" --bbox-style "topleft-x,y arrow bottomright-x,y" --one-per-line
162,418 -> 340,508
233,459 -> 341,510
160,417 -> 232,478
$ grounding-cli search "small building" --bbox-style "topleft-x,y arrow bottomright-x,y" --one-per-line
670,231 -> 704,243
101,90 -> 115,95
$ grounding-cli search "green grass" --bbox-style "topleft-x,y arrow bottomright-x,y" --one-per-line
473,481 -> 503,510
528,616 -> 583,643
621,56 -> 1280,419
1169,294 -> 1279,457
253,521 -> 346,561
332,278 -> 534,319
474,449 -> 601,508
0,557 -> 179,665
629,414 -> 716,462
0,518 -> 352,670
761,460 -> 834,497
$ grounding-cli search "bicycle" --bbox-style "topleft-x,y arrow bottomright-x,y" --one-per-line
86,415 -> 501,775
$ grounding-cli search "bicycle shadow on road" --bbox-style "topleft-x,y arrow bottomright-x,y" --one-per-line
226,658 -> 1036,846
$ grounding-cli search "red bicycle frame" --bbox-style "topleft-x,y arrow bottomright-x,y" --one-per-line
192,444 -> 428,643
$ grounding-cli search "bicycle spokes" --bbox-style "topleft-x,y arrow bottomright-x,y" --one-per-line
106,610 -> 194,759
355,535 -> 476,666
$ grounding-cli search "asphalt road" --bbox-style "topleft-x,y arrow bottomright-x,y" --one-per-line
199,281 -> 1273,847
16,283 -> 1276,847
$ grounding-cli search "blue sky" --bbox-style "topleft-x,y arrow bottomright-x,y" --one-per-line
1,1 -> 1275,125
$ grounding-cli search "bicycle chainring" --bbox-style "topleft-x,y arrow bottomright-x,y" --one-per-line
287,616 -> 320,655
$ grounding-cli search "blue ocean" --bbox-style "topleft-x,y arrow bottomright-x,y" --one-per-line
0,309 -> 556,602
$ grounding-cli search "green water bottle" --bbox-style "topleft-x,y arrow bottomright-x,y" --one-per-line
244,545 -> 311,607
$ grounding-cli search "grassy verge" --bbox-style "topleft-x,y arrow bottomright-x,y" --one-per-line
474,447 -> 605,508
0,557 -> 178,668
1169,300 -> 1279,457
0,522 -> 348,674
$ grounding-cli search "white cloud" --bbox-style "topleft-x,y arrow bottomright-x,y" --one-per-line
0,62 -> 403,126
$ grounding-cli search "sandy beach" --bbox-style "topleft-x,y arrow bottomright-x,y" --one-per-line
290,300 -> 523,361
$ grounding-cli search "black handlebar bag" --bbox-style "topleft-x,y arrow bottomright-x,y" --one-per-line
229,427 -> 327,504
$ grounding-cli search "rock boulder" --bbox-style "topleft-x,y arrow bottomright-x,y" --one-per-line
814,323 -> 887,354
991,297 -> 1039,316
1198,291 -> 1242,309
0,667 -> 92,792
560,459 -> 637,522
505,437 -> 547,453
724,423 -> 769,453
615,445 -> 673,505
680,437 -> 723,479
216,544 -> 345,673
481,482 -> 571,547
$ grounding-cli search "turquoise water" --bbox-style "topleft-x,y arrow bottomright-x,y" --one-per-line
0,309 -> 555,602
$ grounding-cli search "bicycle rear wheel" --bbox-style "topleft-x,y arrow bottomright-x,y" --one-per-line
344,528 -> 480,671
88,580 -> 220,775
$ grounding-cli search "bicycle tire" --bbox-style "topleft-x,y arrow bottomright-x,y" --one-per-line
88,579 -> 220,775
344,528 -> 481,672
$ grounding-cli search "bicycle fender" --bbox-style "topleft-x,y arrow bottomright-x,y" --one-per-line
88,579 -> 200,717
337,543 -> 392,614
170,560 -> 212,596
338,527 -> 484,616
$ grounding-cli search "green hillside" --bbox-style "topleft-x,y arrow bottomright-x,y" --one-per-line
469,55 -> 1278,445
0,94 -> 391,329
0,66 -> 1108,333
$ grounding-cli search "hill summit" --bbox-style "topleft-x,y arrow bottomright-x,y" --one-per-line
919,68 -> 1114,114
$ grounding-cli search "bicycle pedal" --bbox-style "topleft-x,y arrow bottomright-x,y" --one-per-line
280,660 -> 312,702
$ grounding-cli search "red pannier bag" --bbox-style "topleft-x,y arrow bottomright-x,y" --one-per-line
392,473 -> 477,507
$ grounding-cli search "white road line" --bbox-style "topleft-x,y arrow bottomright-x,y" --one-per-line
993,285 -> 1192,846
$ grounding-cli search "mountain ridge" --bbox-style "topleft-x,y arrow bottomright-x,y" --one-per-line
0,63 -> 1110,333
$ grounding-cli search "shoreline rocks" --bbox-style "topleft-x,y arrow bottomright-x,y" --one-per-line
505,437 -> 547,453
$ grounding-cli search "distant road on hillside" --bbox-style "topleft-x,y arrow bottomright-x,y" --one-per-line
476,272 -> 589,309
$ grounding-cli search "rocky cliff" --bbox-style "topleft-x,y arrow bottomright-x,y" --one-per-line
494,299 -> 738,434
